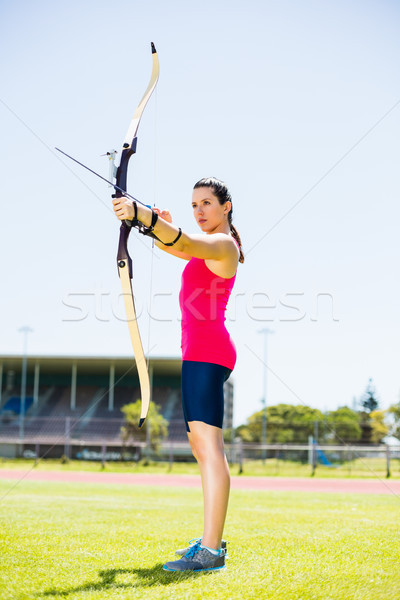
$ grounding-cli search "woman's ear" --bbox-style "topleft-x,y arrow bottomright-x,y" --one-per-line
224,201 -> 232,214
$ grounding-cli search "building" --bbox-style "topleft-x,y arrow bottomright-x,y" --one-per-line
0,355 -> 234,459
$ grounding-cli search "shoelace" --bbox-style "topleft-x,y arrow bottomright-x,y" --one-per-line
188,537 -> 200,545
185,542 -> 201,559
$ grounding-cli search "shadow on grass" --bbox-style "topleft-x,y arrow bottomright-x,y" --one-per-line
37,563 -> 216,596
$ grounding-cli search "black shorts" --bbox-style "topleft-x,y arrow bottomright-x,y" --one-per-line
181,360 -> 232,432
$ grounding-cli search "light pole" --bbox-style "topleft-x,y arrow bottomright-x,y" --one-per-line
258,328 -> 274,463
18,326 -> 33,446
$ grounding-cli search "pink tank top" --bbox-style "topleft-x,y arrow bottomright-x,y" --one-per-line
179,257 -> 237,370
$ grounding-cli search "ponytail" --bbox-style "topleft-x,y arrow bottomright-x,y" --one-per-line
230,223 -> 244,264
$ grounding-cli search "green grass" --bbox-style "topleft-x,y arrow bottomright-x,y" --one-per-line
0,477 -> 399,600
1,456 -> 399,479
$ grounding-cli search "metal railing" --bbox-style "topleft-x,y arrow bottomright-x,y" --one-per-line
1,416 -> 399,477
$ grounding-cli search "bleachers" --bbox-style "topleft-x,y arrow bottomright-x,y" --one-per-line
92,386 -> 139,418
0,383 -> 187,443
0,396 -> 33,415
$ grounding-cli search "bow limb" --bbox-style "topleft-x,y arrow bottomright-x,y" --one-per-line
118,250 -> 150,428
115,43 -> 159,428
122,42 -> 160,149
115,43 -> 159,196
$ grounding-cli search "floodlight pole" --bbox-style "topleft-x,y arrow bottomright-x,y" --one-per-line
18,326 -> 33,446
258,328 -> 274,464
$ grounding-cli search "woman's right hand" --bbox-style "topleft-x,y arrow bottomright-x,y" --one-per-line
154,208 -> 173,223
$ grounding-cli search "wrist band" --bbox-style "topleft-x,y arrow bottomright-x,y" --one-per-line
129,208 -> 182,248
147,210 -> 158,231
162,228 -> 182,247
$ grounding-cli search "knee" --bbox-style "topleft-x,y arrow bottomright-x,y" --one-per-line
191,439 -> 224,464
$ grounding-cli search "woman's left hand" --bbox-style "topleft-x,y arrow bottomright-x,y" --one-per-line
112,197 -> 136,221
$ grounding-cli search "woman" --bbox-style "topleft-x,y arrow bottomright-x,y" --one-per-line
113,177 -> 244,572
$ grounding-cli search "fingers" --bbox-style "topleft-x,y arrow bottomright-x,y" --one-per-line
112,199 -> 171,224
112,197 -> 134,220
145,207 -> 172,222
159,209 -> 173,223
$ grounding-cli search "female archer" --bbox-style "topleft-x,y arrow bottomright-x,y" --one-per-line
113,177 -> 244,572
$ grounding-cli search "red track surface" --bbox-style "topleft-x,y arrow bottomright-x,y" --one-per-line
1,469 -> 400,496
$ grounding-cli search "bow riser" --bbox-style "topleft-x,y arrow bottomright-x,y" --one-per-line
115,139 -> 138,277
115,138 -> 138,193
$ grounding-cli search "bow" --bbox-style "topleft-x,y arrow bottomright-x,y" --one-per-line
56,44 -> 159,427
114,42 -> 159,428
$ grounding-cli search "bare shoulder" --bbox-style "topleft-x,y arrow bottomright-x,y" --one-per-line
214,233 -> 240,259
204,234 -> 239,278
192,232 -> 237,253
181,232 -> 239,272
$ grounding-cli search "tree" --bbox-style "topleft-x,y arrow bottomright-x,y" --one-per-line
121,400 -> 168,453
235,411 -> 262,442
359,379 -> 380,444
236,404 -> 323,443
324,406 -> 362,444
387,402 -> 400,440
369,410 -> 389,444
360,378 -> 379,413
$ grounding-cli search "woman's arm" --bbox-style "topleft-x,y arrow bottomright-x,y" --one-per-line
154,239 -> 191,261
112,198 -> 238,263
152,209 -> 192,261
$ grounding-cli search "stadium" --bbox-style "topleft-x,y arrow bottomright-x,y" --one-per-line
1,1 -> 399,598
0,354 -> 234,460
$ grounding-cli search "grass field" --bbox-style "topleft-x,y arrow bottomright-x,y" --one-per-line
1,456 -> 399,479
0,476 -> 399,600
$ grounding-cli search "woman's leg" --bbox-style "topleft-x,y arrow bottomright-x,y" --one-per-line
188,421 -> 230,550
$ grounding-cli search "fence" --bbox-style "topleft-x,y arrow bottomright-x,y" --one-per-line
0,415 -> 188,461
228,440 -> 400,478
0,416 -> 399,477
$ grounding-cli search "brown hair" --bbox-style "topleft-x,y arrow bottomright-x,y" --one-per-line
193,177 -> 244,263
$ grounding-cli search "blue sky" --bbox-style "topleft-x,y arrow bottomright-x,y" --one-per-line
1,0 -> 399,426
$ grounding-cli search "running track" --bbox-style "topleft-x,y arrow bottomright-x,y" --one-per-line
1,470 -> 400,496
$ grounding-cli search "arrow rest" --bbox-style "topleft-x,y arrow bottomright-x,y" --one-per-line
105,149 -> 118,186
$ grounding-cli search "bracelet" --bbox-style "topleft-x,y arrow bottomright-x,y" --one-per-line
147,210 -> 158,231
162,228 -> 182,247
130,207 -> 182,248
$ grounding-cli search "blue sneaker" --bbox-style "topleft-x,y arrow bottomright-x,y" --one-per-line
175,538 -> 228,556
163,542 -> 226,572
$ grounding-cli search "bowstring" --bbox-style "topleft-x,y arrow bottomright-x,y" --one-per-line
146,84 -> 158,381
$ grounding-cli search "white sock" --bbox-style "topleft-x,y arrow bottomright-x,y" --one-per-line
200,544 -> 220,556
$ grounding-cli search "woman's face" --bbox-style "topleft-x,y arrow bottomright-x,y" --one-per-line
192,187 -> 230,233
